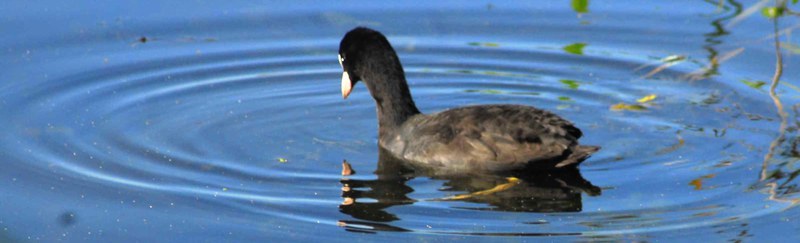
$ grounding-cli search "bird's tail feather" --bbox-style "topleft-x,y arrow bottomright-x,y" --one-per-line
555,145 -> 600,168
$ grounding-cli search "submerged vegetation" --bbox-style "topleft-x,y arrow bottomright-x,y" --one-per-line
577,0 -> 800,206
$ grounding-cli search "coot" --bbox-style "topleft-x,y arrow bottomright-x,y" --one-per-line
338,27 -> 599,173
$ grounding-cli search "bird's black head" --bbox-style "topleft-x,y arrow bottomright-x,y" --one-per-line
338,27 -> 401,99
336,27 -> 420,128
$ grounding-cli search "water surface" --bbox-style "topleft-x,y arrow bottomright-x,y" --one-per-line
1,1 -> 799,242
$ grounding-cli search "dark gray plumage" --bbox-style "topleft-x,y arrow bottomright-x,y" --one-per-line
338,27 -> 599,174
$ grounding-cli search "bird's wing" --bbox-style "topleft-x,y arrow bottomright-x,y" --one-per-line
402,105 -> 583,170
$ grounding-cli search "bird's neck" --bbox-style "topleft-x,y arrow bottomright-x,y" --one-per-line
362,72 -> 421,135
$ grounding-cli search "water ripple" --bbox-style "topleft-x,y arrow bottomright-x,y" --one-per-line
1,3 -> 798,240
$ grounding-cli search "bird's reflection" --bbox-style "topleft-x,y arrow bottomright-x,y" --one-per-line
338,148 -> 601,232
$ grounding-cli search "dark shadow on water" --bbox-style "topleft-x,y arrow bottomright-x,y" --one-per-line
58,211 -> 77,227
337,147 -> 600,233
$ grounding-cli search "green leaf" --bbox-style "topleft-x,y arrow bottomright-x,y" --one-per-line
780,42 -> 800,54
741,80 -> 766,89
468,42 -> 499,47
563,42 -> 587,55
558,96 -> 572,101
794,0 -> 798,4
465,89 -> 504,94
571,0 -> 589,13
559,79 -> 580,89
660,55 -> 686,64
761,7 -> 784,18
636,94 -> 657,103
610,103 -> 647,111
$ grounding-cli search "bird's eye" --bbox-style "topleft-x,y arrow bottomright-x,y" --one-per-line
338,54 -> 345,68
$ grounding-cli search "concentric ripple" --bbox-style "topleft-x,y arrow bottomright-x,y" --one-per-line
1,1 -> 799,242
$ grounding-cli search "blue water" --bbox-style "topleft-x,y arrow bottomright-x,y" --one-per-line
1,0 -> 799,242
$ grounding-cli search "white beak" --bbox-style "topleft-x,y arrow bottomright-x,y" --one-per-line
341,71 -> 352,99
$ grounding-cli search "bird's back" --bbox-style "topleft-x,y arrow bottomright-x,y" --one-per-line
381,105 -> 598,173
